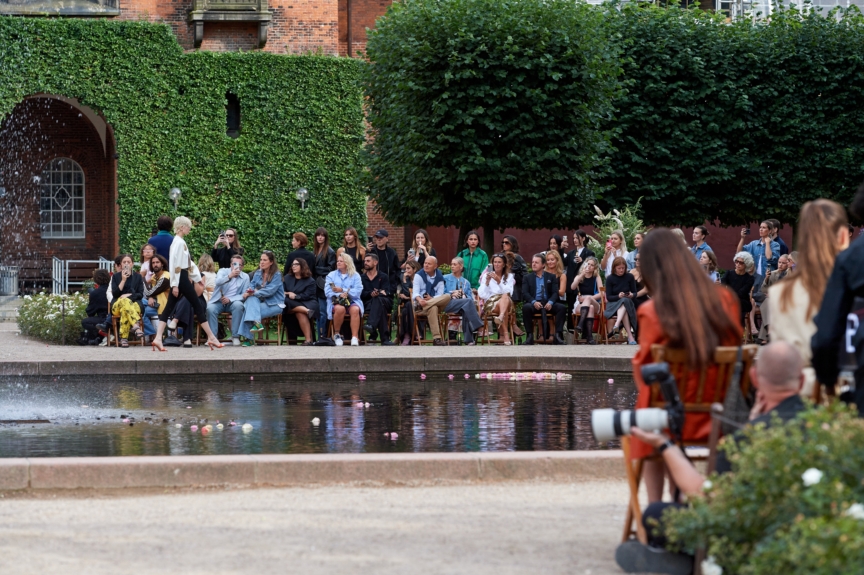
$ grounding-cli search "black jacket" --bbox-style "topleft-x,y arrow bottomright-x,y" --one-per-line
565,248 -> 596,292
283,275 -> 317,304
362,272 -> 392,305
110,272 -> 144,304
722,270 -> 755,313
605,273 -> 638,303
285,249 -> 317,279
85,284 -> 109,318
211,246 -> 245,270
522,272 -> 561,306
313,247 -> 336,293
368,245 -> 400,292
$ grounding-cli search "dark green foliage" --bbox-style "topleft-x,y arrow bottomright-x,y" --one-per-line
0,17 -> 366,260
362,0 -> 622,238
602,3 -> 864,225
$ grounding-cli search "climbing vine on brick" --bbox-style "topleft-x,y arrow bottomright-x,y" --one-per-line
0,17 -> 366,260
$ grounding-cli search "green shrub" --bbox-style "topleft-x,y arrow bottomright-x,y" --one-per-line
664,404 -> 864,574
18,292 -> 89,345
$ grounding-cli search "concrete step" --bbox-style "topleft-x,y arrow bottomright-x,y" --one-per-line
0,295 -> 21,307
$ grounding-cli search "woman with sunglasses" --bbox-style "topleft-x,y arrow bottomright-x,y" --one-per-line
211,228 -> 244,270
237,251 -> 284,346
722,251 -> 756,326
283,258 -> 318,345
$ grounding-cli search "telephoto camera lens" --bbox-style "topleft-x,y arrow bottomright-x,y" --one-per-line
590,408 -> 669,443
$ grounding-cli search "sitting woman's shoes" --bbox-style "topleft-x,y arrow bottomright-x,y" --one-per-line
241,340 -> 254,347
183,341 -> 193,348
493,316 -> 503,326
120,338 -> 129,348
251,322 -> 264,332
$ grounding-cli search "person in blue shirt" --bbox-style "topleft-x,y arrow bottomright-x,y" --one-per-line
325,253 -> 365,346
736,221 -> 780,277
237,251 -> 284,345
767,218 -> 789,256
690,225 -> 712,261
149,215 -> 174,260
443,257 -> 483,345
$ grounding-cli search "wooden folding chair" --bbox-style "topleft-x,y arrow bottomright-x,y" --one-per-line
478,307 -> 516,345
111,314 -> 145,347
412,309 -> 448,345
254,314 -> 282,345
620,344 -> 758,543
529,313 -> 556,344
196,312 -> 235,345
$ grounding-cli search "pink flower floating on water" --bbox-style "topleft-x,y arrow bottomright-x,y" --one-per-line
190,425 -> 199,432
448,374 -> 454,380
355,402 -> 364,408
420,374 -> 426,380
465,374 -> 470,379
358,374 -> 367,381
608,378 -> 614,384
383,432 -> 399,440
364,402 -> 370,408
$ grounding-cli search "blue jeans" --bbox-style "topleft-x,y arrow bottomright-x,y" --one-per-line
142,304 -> 160,336
207,299 -> 245,337
238,297 -> 283,340
317,295 -> 328,338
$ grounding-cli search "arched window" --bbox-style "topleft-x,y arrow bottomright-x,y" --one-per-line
39,157 -> 85,239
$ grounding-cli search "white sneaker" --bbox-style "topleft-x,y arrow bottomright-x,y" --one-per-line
334,334 -> 343,346
351,336 -> 359,346
232,338 -> 241,346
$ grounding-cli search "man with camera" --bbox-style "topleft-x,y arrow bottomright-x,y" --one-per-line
206,255 -> 250,346
614,342 -> 806,574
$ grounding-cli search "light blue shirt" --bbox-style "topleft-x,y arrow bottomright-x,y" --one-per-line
743,239 -> 780,275
691,242 -> 712,262
443,274 -> 471,295
625,248 -> 638,271
324,270 -> 364,319
210,268 -> 251,303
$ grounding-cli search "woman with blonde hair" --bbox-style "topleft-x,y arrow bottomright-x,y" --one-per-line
773,199 -> 848,398
325,253 -> 365,346
544,249 -> 567,299
600,230 -> 629,276
571,256 -> 603,344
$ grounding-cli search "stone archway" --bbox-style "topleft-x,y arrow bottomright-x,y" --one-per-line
0,95 -> 118,280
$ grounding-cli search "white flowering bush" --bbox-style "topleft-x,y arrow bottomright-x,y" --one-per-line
665,403 -> 864,574
586,199 -> 645,254
17,291 -> 89,345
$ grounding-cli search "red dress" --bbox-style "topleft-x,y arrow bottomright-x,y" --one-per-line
629,288 -> 741,460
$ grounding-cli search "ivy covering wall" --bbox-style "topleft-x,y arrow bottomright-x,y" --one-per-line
0,17 -> 366,259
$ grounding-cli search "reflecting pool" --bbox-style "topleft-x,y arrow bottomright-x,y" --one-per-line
0,372 -> 637,457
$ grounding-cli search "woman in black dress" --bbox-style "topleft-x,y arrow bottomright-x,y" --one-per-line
571,256 -> 603,344
397,261 -> 420,345
313,227 -> 336,339
211,228 -> 244,269
283,258 -> 319,344
604,256 -> 638,344
722,251 -> 756,326
337,227 -> 366,272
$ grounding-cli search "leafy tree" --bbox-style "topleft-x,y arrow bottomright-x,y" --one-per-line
363,0 -> 622,252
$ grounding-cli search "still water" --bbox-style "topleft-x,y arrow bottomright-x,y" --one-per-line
0,373 -> 636,457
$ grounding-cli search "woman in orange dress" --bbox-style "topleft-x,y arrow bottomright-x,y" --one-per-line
633,228 -> 741,503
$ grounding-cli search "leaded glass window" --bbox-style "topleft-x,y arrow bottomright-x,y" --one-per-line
39,157 -> 85,239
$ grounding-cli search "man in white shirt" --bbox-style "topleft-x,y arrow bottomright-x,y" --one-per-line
412,256 -> 451,345
206,255 -> 251,346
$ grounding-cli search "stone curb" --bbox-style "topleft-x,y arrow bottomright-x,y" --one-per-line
0,451 -> 625,491
0,356 -> 633,377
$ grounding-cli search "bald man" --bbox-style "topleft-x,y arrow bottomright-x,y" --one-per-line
412,256 -> 451,345
616,342 -> 807,574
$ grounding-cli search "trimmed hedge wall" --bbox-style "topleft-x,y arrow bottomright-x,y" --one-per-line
0,17 -> 366,260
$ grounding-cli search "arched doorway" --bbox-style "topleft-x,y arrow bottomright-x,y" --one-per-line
0,96 -> 117,288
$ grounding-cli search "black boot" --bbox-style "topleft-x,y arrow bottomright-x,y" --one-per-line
577,307 -> 590,339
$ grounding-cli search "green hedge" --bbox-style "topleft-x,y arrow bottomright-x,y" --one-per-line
0,17 -> 366,261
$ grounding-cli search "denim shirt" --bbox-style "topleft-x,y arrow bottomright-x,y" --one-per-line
691,242 -> 712,262
443,274 -> 472,296
743,239 -> 780,275
625,248 -> 638,271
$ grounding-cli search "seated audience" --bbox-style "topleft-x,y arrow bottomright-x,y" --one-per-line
699,249 -> 720,283
522,254 -> 566,345
633,229 -> 741,504
412,256 -> 452,345
211,227 -> 244,269
313,227 -> 336,340
478,253 -> 515,345
722,251 -> 756,326
80,268 -> 111,345
625,232 -> 643,270
238,251 -> 284,346
198,253 -> 216,302
690,225 -> 712,261
365,229 -> 401,295
207,254 -> 250,346
753,253 -> 790,343
630,253 -> 650,309
361,253 -> 394,345
405,228 -> 437,268
336,226 -> 367,272
600,230 -> 629,277
443,257 -> 483,345
284,232 -> 317,277
571,256 -> 603,344
737,221 -> 780,276
397,261 -> 421,346
548,235 -> 566,264
142,255 -> 170,340
325,253 -> 364,346
501,235 -> 526,304
615,341 -> 807,574
604,256 -> 638,345
565,230 -> 596,329
545,249 -> 567,301
283,258 -> 318,345
109,253 -> 145,347
456,230 -> 489,290
139,243 -> 156,283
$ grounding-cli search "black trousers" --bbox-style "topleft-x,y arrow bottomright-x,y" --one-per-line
398,301 -> 414,339
158,270 -> 207,324
642,502 -> 687,549
522,302 -> 566,335
365,296 -> 393,339
81,316 -> 106,339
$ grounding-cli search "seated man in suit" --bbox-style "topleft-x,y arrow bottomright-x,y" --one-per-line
522,254 -> 567,345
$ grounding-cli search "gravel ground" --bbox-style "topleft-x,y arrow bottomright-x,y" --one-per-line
0,480 -> 633,575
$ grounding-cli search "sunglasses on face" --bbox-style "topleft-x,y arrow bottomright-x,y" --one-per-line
291,263 -> 300,267
225,233 -> 235,237
735,260 -> 744,265
501,241 -> 511,245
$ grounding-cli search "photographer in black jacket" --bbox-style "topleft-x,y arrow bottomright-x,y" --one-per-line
366,229 -> 400,292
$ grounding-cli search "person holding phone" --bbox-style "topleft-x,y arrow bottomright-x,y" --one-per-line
406,229 -> 437,268
336,227 -> 366,272
603,256 -> 638,344
600,230 -> 629,277
109,253 -> 145,347
211,227 -> 244,270
206,254 -> 250,346
736,220 -> 780,277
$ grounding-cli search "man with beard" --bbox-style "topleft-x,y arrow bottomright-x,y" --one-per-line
361,253 -> 394,345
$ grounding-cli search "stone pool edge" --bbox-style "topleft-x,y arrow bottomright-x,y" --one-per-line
0,355 -> 633,377
0,450 -> 625,491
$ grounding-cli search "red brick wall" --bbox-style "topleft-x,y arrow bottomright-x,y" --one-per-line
366,198 -> 405,254
0,98 -> 117,267
338,0 -> 393,57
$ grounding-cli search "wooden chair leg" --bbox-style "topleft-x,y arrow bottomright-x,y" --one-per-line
620,436 -> 648,544
112,315 -> 119,348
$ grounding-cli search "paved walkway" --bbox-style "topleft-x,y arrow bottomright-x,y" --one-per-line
0,480 -> 634,575
0,323 -> 637,376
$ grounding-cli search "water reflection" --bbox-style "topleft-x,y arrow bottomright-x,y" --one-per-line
0,373 -> 637,457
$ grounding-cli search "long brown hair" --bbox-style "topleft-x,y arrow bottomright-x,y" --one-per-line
342,226 -> 366,258
313,227 -> 330,258
259,251 -> 277,286
640,229 -> 740,369
411,228 -> 433,253
778,199 -> 848,321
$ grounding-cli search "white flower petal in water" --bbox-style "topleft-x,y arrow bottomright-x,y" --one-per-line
802,468 -> 823,487
701,557 -> 723,575
846,503 -> 864,520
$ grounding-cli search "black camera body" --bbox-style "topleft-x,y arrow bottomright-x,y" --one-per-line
641,362 -> 685,442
